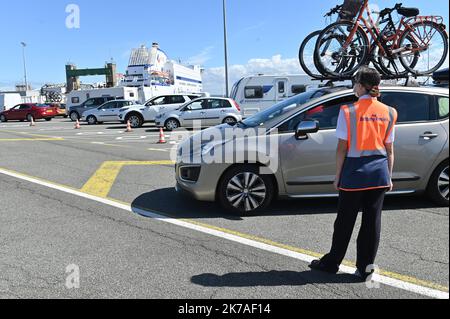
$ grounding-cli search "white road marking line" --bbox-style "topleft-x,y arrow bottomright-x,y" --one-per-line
0,167 -> 447,300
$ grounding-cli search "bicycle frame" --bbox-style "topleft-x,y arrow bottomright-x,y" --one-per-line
343,0 -> 446,58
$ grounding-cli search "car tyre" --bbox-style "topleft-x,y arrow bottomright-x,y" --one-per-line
0,115 -> 6,122
223,117 -> 237,125
87,115 -> 97,125
45,118 -> 52,122
165,118 -> 180,131
126,113 -> 143,128
218,165 -> 275,215
427,159 -> 449,207
70,112 -> 80,121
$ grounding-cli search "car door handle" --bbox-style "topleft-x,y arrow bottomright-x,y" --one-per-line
420,132 -> 439,140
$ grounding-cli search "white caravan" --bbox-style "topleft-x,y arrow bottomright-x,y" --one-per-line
0,93 -> 22,112
66,87 -> 139,111
230,75 -> 314,117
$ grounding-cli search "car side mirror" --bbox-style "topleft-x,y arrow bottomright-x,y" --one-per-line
295,120 -> 319,140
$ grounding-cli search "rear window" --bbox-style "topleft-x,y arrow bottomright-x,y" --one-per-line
35,104 -> 50,108
380,92 -> 431,123
210,99 -> 232,109
438,96 -> 449,119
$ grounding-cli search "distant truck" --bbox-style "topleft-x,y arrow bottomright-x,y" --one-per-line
0,93 -> 22,112
230,75 -> 314,117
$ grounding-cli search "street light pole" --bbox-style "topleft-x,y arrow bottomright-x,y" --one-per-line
223,0 -> 229,98
20,42 -> 28,90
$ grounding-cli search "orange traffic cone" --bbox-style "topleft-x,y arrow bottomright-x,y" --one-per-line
29,117 -> 35,127
125,120 -> 133,133
74,119 -> 81,129
157,127 -> 167,144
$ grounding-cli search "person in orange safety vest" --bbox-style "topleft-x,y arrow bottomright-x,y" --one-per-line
309,67 -> 398,281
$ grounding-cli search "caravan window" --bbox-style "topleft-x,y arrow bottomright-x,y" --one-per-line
245,86 -> 263,99
278,82 -> 285,94
292,85 -> 307,94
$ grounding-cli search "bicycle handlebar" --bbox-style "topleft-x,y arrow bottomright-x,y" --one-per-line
324,5 -> 342,18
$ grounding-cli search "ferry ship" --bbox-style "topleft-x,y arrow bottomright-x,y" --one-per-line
121,43 -> 203,96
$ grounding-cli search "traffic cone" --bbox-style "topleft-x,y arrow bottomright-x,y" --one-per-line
29,117 -> 35,127
125,120 -> 133,133
157,127 -> 167,144
74,119 -> 81,129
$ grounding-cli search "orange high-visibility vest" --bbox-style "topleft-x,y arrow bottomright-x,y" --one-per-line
339,98 -> 398,192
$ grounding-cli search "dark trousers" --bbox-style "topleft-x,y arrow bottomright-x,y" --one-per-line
321,188 -> 387,273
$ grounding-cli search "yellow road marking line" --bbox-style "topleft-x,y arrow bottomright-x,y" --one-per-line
81,161 -> 175,197
0,166 -> 448,295
118,201 -> 449,294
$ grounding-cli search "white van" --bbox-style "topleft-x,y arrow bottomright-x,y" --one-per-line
66,87 -> 139,112
230,75 -> 314,117
0,93 -> 22,112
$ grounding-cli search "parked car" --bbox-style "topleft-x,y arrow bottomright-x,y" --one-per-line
175,86 -> 449,214
48,103 -> 68,118
81,100 -> 138,125
68,96 -> 117,121
118,94 -> 202,128
156,98 -> 242,131
0,103 -> 58,122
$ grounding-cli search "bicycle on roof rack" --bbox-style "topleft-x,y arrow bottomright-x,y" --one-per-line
300,0 -> 449,80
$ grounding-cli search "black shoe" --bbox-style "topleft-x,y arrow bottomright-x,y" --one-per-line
354,269 -> 375,282
308,260 -> 339,274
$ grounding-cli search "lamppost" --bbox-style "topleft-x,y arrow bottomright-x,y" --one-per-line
223,0 -> 229,98
20,42 -> 28,90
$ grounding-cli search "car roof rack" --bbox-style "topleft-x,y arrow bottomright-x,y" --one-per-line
311,72 -> 429,88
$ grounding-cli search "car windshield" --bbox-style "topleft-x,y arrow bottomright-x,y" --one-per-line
242,89 -> 326,127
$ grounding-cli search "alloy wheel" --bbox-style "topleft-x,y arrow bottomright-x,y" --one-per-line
129,115 -> 141,128
226,172 -> 267,212
166,119 -> 179,130
438,165 -> 449,201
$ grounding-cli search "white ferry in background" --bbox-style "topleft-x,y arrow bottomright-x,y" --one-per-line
121,43 -> 204,100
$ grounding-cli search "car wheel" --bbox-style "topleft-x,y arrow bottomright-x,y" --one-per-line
165,118 -> 180,131
127,114 -> 143,128
87,115 -> 97,125
223,117 -> 237,125
0,115 -> 6,122
70,112 -> 80,121
45,118 -> 52,122
218,165 -> 274,215
427,160 -> 449,207
26,114 -> 34,122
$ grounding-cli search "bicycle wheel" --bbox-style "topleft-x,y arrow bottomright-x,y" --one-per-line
299,30 -> 323,78
375,35 -> 419,77
314,20 -> 370,77
399,20 -> 449,76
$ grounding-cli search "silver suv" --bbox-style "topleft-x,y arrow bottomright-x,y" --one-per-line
175,86 -> 449,214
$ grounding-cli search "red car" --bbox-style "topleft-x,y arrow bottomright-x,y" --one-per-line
0,103 -> 57,122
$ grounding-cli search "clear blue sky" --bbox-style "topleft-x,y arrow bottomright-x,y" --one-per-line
0,0 -> 448,90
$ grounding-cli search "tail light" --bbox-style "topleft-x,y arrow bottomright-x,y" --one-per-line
232,100 -> 241,112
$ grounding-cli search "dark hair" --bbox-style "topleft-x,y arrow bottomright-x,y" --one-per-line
353,67 -> 381,97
